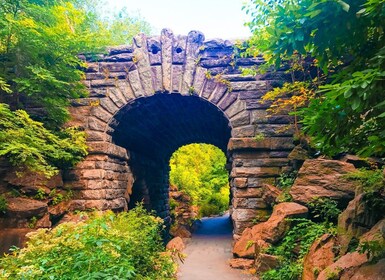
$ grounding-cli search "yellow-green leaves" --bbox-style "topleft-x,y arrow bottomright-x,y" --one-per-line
0,103 -> 87,178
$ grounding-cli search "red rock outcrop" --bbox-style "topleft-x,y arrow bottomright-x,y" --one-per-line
290,159 -> 357,206
233,202 -> 308,258
302,234 -> 339,280
317,251 -> 368,280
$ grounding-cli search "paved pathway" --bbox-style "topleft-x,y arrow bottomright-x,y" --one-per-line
177,214 -> 255,280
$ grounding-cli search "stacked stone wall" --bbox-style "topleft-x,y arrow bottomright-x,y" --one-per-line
65,29 -> 295,236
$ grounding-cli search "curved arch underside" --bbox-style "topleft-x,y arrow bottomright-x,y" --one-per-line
111,94 -> 231,161
66,29 -> 296,237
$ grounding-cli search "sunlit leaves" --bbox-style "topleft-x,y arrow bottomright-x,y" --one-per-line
0,104 -> 87,177
244,0 -> 385,157
169,144 -> 230,216
0,207 -> 176,279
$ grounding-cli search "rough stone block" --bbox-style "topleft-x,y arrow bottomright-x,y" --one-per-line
232,125 -> 255,137
231,167 -> 281,178
232,178 -> 247,188
233,187 -> 264,198
233,198 -> 267,209
228,137 -> 295,151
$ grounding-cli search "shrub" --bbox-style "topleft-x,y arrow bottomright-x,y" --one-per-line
0,206 -> 176,279
262,219 -> 333,280
199,188 -> 229,217
308,197 -> 341,223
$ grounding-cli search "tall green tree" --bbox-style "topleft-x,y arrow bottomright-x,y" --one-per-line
0,0 -> 150,175
244,0 -> 385,156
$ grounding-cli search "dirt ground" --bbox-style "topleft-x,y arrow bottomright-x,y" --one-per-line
177,214 -> 256,280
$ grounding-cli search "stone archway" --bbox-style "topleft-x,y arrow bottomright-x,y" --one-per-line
65,29 -> 295,236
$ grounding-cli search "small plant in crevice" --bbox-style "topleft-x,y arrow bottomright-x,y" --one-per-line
275,171 -> 297,203
0,194 -> 7,214
28,216 -> 38,229
254,132 -> 265,142
308,197 -> 341,223
344,168 -> 385,217
358,237 -> 385,262
34,188 -> 48,200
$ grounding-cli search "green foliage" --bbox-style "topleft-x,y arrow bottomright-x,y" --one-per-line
345,168 -> 385,215
169,144 -> 230,217
0,205 -> 176,279
0,195 -> 7,214
0,104 -> 87,177
262,219 -> 333,280
34,188 -> 47,200
28,216 -> 38,229
244,0 -> 385,157
344,168 -> 384,193
275,172 -> 296,203
0,0 -> 150,126
358,239 -> 385,261
308,197 -> 341,223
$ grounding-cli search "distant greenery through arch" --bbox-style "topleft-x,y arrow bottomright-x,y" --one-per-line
169,143 -> 230,217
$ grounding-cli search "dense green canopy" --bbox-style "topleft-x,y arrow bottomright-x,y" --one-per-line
0,0 -> 150,175
244,0 -> 385,157
169,144 -> 230,217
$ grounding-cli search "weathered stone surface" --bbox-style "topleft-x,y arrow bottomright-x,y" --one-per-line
261,184 -> 282,207
6,198 -> 48,219
255,253 -> 280,273
346,259 -> 385,280
317,252 -> 368,280
231,167 -> 281,178
36,213 -> 51,228
87,142 -> 129,160
233,187 -> 263,198
233,202 -> 308,258
166,236 -> 185,252
5,170 -> 63,190
228,258 -> 254,270
232,125 -> 255,137
302,234 -> 338,280
228,138 -> 295,151
338,194 -> 383,255
230,110 -> 250,127
232,177 -> 247,188
170,225 -> 192,238
359,218 -> 385,244
0,228 -> 34,254
290,159 -> 358,205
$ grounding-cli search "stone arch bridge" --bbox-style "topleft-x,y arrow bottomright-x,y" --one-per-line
66,29 -> 295,236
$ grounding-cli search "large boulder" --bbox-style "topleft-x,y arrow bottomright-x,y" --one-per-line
6,197 -> 48,219
302,234 -> 339,280
233,202 -> 308,258
347,259 -> 385,280
338,195 -> 384,255
317,251 -> 368,280
317,219 -> 385,280
290,159 -> 358,206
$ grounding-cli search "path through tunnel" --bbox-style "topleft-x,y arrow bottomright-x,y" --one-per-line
109,93 -> 232,226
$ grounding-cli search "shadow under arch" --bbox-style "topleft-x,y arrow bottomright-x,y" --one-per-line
109,93 -> 232,224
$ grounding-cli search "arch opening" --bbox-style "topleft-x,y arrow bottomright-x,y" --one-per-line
109,93 -> 232,225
